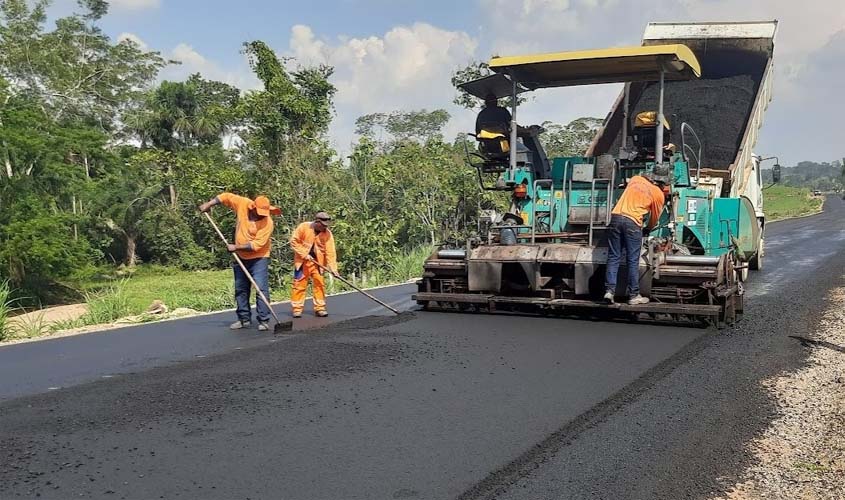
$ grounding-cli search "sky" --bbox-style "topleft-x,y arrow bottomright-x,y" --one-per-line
51,0 -> 845,166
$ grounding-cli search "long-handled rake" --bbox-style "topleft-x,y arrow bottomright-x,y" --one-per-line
310,260 -> 400,315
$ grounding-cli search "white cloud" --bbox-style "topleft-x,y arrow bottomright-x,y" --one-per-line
286,23 -> 479,150
158,43 -> 260,92
109,0 -> 161,10
117,32 -> 148,51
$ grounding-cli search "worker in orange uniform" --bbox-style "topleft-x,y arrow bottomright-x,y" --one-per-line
199,193 -> 281,331
290,212 -> 339,318
604,170 -> 667,305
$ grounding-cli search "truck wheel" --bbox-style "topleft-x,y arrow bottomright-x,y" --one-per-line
749,239 -> 764,271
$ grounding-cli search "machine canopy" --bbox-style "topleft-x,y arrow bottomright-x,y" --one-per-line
458,73 -> 529,100
487,44 -> 701,88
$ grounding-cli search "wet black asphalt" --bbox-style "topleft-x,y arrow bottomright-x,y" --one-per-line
0,284 -> 416,401
0,196 -> 842,499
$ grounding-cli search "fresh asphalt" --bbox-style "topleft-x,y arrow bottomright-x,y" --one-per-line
0,283 -> 416,401
0,196 -> 842,499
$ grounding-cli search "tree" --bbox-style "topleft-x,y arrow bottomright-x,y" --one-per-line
540,117 -> 603,157
124,76 -> 242,207
0,0 -> 167,130
130,75 -> 240,151
240,41 -> 336,165
355,109 -> 451,144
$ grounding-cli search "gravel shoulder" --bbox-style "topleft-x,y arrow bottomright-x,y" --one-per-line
718,282 -> 845,500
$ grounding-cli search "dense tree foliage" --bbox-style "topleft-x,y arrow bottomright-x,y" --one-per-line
762,160 -> 845,191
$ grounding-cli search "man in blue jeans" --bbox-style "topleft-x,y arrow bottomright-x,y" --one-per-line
604,172 -> 667,305
199,193 -> 280,331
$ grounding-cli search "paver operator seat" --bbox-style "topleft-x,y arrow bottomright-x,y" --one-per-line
631,111 -> 676,162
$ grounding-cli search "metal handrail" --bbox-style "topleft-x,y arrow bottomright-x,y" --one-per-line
680,122 -> 703,186
587,164 -> 615,247
683,143 -> 700,173
464,132 -> 513,192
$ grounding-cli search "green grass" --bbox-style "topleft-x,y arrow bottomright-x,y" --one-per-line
81,280 -> 132,324
764,185 -> 824,221
11,311 -> 51,339
81,266 -> 235,316
0,280 -> 14,341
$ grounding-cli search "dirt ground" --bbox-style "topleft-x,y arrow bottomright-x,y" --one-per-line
8,303 -> 88,327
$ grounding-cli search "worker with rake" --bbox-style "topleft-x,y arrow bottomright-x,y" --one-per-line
290,212 -> 339,318
199,193 -> 281,331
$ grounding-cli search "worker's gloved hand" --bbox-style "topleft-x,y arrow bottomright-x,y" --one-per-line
226,243 -> 237,253
198,202 -> 211,213
305,255 -> 314,262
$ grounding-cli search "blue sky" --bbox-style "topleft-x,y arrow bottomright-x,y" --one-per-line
50,0 -> 845,166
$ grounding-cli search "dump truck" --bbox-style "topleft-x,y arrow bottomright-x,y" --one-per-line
412,21 -> 778,327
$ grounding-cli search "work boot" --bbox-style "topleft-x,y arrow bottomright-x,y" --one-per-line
292,311 -> 302,319
628,295 -> 650,305
315,310 -> 328,318
603,291 -> 615,304
230,320 -> 250,330
257,322 -> 269,332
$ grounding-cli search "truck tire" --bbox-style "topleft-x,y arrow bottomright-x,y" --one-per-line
749,239 -> 764,271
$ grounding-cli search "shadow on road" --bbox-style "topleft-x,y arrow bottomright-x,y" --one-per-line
788,335 -> 845,354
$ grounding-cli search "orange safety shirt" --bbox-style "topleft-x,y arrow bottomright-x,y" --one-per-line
611,175 -> 665,229
217,193 -> 274,260
290,221 -> 338,274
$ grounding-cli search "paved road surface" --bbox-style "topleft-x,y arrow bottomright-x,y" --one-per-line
0,284 -> 415,401
0,196 -> 842,499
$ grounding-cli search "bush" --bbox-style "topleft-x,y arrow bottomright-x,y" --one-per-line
388,245 -> 432,282
82,281 -> 131,324
0,194 -> 97,300
11,312 -> 50,339
0,280 -> 14,341
138,205 -> 212,269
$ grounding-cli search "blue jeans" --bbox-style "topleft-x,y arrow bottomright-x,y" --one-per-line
234,257 -> 271,323
605,215 -> 643,297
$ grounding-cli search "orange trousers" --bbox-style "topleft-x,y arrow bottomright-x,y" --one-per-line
291,261 -> 326,314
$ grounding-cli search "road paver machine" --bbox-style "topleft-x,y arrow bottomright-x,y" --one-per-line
413,22 -> 778,327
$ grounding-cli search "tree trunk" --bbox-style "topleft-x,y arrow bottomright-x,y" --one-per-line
167,163 -> 177,208
83,154 -> 90,178
72,196 -> 79,241
3,145 -> 11,178
126,234 -> 137,267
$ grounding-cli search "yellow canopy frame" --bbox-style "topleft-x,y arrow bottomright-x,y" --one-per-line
488,44 -> 701,89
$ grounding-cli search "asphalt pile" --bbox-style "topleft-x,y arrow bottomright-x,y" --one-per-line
632,75 -> 757,169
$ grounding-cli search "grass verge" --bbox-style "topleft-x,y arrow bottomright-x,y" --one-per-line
764,185 -> 824,221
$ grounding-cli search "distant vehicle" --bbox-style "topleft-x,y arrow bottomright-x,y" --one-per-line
813,190 -> 822,196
